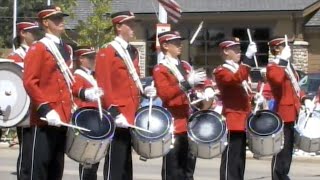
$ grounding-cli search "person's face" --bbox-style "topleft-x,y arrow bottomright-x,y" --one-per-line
21,29 -> 37,45
42,15 -> 65,35
80,54 -> 96,70
116,20 -> 136,41
223,45 -> 241,63
270,44 -> 285,56
163,39 -> 182,58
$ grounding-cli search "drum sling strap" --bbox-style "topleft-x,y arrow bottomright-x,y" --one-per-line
40,37 -> 77,111
108,40 -> 144,93
74,69 -> 97,87
14,46 -> 27,59
269,58 -> 300,97
159,57 -> 190,89
222,63 -> 252,95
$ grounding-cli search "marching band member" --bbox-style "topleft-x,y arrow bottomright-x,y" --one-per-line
8,20 -> 41,62
266,37 -> 301,180
153,31 -> 214,180
213,37 -> 257,180
6,20 -> 40,180
71,47 -> 103,180
23,5 -> 74,180
95,11 -> 156,180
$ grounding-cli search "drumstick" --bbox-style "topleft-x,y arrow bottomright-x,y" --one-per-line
93,81 -> 103,120
128,124 -> 153,133
190,91 -> 217,105
284,34 -> 288,47
304,96 -> 317,128
40,117 -> 91,132
147,81 -> 155,130
247,28 -> 258,68
190,21 -> 204,45
253,83 -> 265,114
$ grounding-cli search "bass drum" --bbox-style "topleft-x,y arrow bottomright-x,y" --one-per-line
247,110 -> 283,156
65,107 -> 115,164
295,110 -> 320,152
188,110 -> 227,159
131,105 -> 173,159
0,60 -> 30,127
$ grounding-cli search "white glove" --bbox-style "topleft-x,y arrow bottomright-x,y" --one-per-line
204,88 -> 215,100
115,114 -> 130,128
245,42 -> 257,59
45,110 -> 62,127
279,46 -> 291,60
85,87 -> 104,102
304,99 -> 315,112
188,69 -> 206,87
254,94 -> 264,105
144,85 -> 157,98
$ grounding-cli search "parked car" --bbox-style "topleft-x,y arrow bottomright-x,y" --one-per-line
299,73 -> 320,99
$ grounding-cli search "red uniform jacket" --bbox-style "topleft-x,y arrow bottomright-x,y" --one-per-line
214,64 -> 252,131
72,68 -> 97,108
7,46 -> 28,62
23,41 -> 73,126
153,60 -> 212,134
153,61 -> 190,134
266,62 -> 301,123
95,43 -> 140,124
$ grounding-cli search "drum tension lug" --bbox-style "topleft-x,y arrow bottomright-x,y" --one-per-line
139,156 -> 148,162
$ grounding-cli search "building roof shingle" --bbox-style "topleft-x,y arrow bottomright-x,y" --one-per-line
111,0 -> 319,13
306,9 -> 320,26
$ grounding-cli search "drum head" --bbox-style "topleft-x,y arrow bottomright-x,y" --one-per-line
72,107 -> 115,140
188,110 -> 226,143
134,106 -> 172,140
0,62 -> 30,128
248,110 -> 282,136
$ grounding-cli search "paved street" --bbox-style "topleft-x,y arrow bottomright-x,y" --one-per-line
1,145 -> 320,180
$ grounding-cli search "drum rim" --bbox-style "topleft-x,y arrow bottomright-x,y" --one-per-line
0,62 -> 30,128
247,110 -> 283,136
295,111 -> 320,139
73,107 -> 115,140
133,105 -> 172,140
188,110 -> 226,143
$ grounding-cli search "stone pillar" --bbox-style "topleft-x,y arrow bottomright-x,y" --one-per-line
292,41 -> 309,73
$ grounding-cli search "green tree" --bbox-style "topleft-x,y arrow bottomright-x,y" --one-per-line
0,0 -> 76,48
75,0 -> 113,48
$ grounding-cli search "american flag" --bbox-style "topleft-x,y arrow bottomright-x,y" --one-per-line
158,0 -> 182,23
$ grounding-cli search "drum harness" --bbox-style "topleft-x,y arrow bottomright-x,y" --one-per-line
14,44 -> 28,59
222,61 -> 252,96
107,37 -> 144,93
40,36 -> 78,113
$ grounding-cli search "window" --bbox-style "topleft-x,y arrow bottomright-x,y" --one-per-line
144,26 -> 270,76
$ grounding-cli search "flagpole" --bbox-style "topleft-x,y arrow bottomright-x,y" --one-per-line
157,4 -> 167,63
12,0 -> 17,50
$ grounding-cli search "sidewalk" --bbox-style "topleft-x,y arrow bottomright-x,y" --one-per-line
2,141 -> 320,162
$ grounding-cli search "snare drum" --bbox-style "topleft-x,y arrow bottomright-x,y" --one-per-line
0,61 -> 30,127
131,106 -> 173,159
188,110 -> 227,159
247,110 -> 283,156
65,107 -> 115,164
295,110 -> 320,152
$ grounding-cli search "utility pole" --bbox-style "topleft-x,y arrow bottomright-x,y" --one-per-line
12,0 -> 17,50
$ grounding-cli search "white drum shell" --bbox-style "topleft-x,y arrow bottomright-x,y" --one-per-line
65,129 -> 111,164
131,132 -> 172,159
188,131 -> 227,159
247,127 -> 283,156
295,111 -> 320,152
